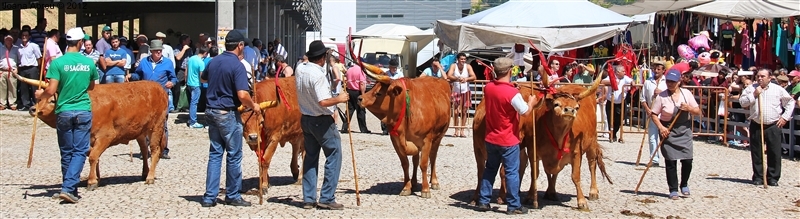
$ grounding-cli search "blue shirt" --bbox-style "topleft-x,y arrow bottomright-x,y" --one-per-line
119,45 -> 134,67
202,52 -> 250,109
104,48 -> 128,76
243,46 -> 259,69
202,57 -> 212,88
135,57 -> 177,89
794,43 -> 800,65
186,55 -> 205,87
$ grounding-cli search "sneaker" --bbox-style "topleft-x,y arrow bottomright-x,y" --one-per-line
317,202 -> 344,210
506,206 -> 529,215
160,152 -> 171,159
200,201 -> 216,207
189,123 -> 205,129
224,198 -> 251,207
475,203 -> 490,212
302,202 -> 316,209
58,192 -> 80,203
768,181 -> 779,186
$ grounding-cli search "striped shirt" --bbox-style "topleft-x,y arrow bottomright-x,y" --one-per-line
295,62 -> 334,116
739,83 -> 795,125
29,28 -> 47,51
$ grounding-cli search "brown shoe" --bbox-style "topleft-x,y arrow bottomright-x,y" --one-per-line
317,202 -> 344,210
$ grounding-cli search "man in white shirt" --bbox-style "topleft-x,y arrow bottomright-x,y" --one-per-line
15,29 -> 42,110
602,65 -> 633,143
639,63 -> 666,165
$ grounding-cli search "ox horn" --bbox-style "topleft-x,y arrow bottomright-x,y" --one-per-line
362,63 -> 391,84
237,101 -> 279,112
576,66 -> 604,100
17,76 -> 49,88
539,65 -> 550,88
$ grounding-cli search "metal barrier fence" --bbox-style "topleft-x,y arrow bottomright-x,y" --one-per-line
450,80 -> 797,160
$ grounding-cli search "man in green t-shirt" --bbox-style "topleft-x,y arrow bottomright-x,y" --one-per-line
34,27 -> 98,203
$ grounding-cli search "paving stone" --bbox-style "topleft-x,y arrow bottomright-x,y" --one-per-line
1,109 -> 798,217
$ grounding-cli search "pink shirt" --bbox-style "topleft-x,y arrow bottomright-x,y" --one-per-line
44,38 -> 62,70
345,65 -> 367,91
650,88 -> 698,121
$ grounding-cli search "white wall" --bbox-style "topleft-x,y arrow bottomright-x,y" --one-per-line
306,0 -> 356,49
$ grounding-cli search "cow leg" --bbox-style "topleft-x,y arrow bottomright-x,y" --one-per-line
393,145 -> 412,196
290,138 -> 304,185
136,136 -> 150,181
544,172 -> 559,201
260,141 -> 281,191
145,129 -> 165,184
419,145 -> 431,198
411,154 -> 420,191
86,139 -> 110,191
587,148 -> 600,201
571,152 -> 589,210
471,140 -> 487,205
428,137 -> 441,190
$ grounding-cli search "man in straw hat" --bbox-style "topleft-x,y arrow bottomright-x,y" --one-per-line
134,39 -> 177,160
34,27 -> 98,203
199,29 -> 258,207
295,40 -> 349,210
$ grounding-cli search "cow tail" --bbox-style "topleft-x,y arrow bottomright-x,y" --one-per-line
595,144 -> 613,185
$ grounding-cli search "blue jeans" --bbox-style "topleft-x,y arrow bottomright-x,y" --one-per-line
647,120 -> 661,164
104,74 -> 125,84
301,115 -> 342,204
479,142 -> 522,210
203,108 -> 245,203
167,89 -> 174,111
56,110 -> 92,195
187,86 -> 200,125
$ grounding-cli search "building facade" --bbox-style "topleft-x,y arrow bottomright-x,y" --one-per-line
355,0 -> 471,30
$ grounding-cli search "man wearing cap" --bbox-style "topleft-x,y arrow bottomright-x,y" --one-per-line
199,29 -> 258,208
739,69 -> 795,187
296,40 -> 349,210
154,32 -> 176,70
95,26 -> 113,56
134,39 -> 177,160
640,62 -> 667,166
16,29 -> 43,111
0,34 -> 21,110
788,70 -> 800,96
34,27 -> 99,203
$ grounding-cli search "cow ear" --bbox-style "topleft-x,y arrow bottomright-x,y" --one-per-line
391,85 -> 403,96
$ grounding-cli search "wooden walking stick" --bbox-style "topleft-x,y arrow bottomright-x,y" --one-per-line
252,63 -> 264,204
345,28 -> 363,206
635,116 -> 649,168
758,94 -> 767,189
634,110 -> 681,194
27,39 -> 48,168
531,92 -> 538,209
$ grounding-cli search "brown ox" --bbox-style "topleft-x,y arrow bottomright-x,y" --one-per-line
240,77 -> 304,193
528,74 -> 611,210
19,78 -> 168,190
358,63 -> 450,198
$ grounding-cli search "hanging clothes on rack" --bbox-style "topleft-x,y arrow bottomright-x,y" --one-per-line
776,20 -> 788,67
756,21 -> 774,68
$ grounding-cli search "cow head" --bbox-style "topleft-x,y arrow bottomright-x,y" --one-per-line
358,64 -> 406,120
17,77 -> 57,128
240,99 -> 280,146
538,68 -> 602,126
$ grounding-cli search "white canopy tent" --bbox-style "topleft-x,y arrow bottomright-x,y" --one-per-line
352,23 -> 423,39
405,28 -> 436,52
608,0 -> 712,16
435,20 -> 628,52
458,0 -> 635,28
685,0 -> 800,20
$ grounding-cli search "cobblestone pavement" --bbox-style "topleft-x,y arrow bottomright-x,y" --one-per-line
1,109 -> 799,218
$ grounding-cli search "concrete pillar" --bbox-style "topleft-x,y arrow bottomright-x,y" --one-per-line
260,0 -> 269,40
12,9 -> 21,28
37,8 -> 44,26
217,0 -> 235,39
234,0 -> 248,32
247,0 -> 259,39
129,18 -> 134,37
92,25 -> 98,41
58,8 -> 66,31
117,21 -> 123,37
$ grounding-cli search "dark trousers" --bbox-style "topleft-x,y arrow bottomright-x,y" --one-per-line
341,89 -> 369,132
665,159 -> 692,192
171,79 -> 185,111
17,66 -> 39,108
749,122 -> 782,183
605,103 -> 623,139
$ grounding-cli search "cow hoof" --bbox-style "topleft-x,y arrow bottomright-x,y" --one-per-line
420,191 -> 431,198
145,179 -> 155,184
399,189 -> 412,196
576,203 -> 589,211
496,197 -> 505,204
468,200 -> 477,206
293,180 -> 302,185
588,193 -> 599,201
431,183 -> 440,190
544,193 -> 558,201
86,183 -> 98,191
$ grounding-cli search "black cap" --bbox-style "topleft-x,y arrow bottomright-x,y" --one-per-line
224,30 -> 246,45
306,40 -> 329,58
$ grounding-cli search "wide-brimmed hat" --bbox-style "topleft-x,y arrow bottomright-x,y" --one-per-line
149,39 -> 164,51
306,40 -> 329,58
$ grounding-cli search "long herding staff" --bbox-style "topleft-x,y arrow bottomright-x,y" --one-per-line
346,27 -> 363,206
634,109 -> 681,194
757,92 -> 767,189
27,39 -> 49,168
252,62 -> 265,204
634,116 -> 648,168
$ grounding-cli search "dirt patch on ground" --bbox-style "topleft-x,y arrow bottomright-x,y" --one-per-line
620,210 -> 654,218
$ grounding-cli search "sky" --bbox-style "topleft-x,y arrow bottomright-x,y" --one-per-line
305,0 -> 357,48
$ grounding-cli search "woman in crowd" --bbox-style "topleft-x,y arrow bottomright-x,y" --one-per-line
650,68 -> 703,200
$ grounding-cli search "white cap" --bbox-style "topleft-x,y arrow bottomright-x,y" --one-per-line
65,28 -> 85,41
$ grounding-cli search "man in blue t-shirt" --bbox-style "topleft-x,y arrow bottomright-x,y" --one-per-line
199,29 -> 258,208
185,47 -> 208,128
103,36 -> 128,83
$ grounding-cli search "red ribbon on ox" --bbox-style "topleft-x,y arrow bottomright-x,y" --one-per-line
273,66 -> 292,110
389,78 -> 409,136
527,40 -> 559,99
475,59 -> 494,81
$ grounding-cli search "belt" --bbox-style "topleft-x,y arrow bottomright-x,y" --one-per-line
208,107 -> 237,111
302,114 -> 331,118
19,66 -> 37,69
346,89 -> 360,92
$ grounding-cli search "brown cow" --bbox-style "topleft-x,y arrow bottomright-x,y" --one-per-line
358,63 -> 451,198
526,74 -> 611,210
19,78 -> 168,190
240,77 -> 305,193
